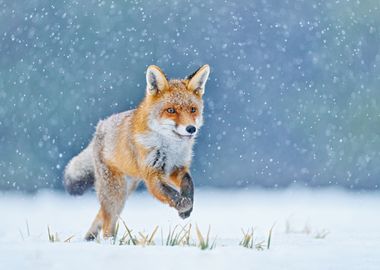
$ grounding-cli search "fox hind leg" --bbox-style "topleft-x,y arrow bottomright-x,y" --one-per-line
85,175 -> 127,240
84,159 -> 127,240
85,129 -> 127,240
99,173 -> 127,239
84,208 -> 104,241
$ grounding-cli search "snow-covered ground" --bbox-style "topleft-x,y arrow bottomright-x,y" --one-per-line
1,188 -> 379,270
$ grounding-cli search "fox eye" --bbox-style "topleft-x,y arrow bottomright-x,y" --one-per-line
191,107 -> 197,113
167,108 -> 176,114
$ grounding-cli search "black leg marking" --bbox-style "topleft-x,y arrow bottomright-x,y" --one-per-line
160,183 -> 181,204
152,150 -> 160,167
160,182 -> 192,215
161,154 -> 166,172
151,150 -> 167,173
178,173 -> 194,219
181,173 -> 194,200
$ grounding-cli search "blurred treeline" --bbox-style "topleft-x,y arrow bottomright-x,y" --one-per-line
0,0 -> 379,191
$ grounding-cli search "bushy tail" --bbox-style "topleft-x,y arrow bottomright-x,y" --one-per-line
64,142 -> 95,195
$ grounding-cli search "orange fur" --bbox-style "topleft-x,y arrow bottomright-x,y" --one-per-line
169,166 -> 190,188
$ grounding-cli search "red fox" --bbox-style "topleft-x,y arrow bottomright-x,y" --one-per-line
64,64 -> 210,240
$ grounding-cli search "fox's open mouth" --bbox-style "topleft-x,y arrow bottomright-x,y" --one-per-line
173,130 -> 193,139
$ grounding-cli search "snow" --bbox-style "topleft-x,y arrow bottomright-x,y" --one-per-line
1,189 -> 379,270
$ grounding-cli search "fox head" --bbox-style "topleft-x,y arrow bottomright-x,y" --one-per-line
144,64 -> 210,141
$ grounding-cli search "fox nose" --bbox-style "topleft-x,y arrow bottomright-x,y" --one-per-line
186,125 -> 196,134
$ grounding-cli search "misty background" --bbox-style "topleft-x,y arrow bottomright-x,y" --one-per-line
0,0 -> 379,192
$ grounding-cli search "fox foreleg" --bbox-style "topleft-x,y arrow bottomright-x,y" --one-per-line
145,176 -> 193,219
168,168 -> 194,218
177,172 -> 194,218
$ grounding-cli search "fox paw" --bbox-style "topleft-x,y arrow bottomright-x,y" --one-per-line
84,232 -> 98,241
179,207 -> 192,219
176,197 -> 193,218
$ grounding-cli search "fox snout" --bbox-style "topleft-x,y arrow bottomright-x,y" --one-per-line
186,125 -> 196,134
174,124 -> 198,138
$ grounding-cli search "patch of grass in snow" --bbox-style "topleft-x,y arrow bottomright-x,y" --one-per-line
239,223 -> 275,251
285,219 -> 329,239
195,224 -> 216,250
163,223 -> 192,247
314,229 -> 329,239
267,223 -> 275,249
117,217 -> 158,246
47,226 -> 74,243
112,219 -> 216,250
239,227 -> 258,249
39,219 -> 323,249
285,219 -> 312,235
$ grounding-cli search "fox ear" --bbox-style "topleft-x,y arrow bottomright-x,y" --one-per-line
146,65 -> 169,95
187,64 -> 210,95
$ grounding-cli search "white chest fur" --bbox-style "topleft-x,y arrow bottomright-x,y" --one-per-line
136,132 -> 193,174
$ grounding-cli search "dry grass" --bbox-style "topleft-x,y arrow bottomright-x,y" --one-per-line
286,219 -> 329,240
195,224 -> 216,250
239,225 -> 275,251
118,219 -> 159,246
32,218 -> 326,249
163,223 -> 192,246
267,223 -> 275,249
47,226 -> 74,243
314,229 -> 329,239
112,219 -> 216,250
